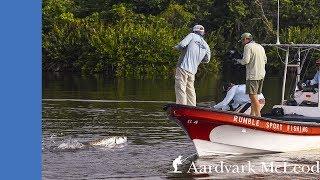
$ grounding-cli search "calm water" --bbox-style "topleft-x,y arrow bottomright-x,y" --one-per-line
42,73 -> 320,179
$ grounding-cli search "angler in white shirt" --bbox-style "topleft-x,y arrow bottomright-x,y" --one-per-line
213,83 -> 265,114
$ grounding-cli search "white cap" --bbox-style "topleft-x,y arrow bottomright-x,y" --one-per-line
192,25 -> 205,33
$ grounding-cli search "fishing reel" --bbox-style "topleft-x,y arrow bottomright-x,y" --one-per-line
226,49 -> 242,64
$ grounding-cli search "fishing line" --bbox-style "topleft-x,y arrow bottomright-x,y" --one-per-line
42,99 -> 174,104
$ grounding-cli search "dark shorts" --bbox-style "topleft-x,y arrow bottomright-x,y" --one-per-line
246,79 -> 264,95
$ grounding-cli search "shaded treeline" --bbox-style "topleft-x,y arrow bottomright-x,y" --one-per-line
43,0 -> 320,77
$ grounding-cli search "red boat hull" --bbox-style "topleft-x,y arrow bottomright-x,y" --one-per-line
164,104 -> 320,156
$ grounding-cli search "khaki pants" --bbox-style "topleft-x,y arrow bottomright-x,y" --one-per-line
175,67 -> 196,106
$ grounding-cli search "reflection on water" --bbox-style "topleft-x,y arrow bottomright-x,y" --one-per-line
42,73 -> 318,179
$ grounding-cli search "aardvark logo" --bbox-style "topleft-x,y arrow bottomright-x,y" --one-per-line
172,155 -> 183,173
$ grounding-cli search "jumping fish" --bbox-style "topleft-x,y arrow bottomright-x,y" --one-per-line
88,136 -> 127,147
57,136 -> 127,150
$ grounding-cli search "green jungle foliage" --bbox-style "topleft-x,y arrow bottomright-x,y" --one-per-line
43,0 -> 320,77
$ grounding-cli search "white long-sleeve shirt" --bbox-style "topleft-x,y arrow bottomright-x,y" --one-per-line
213,84 -> 265,110
310,71 -> 320,85
175,33 -> 211,74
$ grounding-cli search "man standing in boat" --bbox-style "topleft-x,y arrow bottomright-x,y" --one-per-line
212,83 -> 265,115
305,59 -> 320,86
173,25 -> 211,106
235,33 -> 267,117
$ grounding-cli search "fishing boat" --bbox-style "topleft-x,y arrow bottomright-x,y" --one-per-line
164,0 -> 320,156
165,43 -> 320,156
164,103 -> 320,156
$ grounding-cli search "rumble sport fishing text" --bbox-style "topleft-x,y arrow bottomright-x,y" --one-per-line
233,115 -> 309,133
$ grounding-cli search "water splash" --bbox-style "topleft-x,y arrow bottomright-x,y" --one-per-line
89,136 -> 127,148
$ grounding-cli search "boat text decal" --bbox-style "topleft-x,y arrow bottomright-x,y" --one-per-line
233,115 -> 309,133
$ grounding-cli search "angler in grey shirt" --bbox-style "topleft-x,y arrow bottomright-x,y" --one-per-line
174,25 -> 211,106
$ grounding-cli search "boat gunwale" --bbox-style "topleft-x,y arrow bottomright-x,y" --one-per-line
164,103 -> 320,127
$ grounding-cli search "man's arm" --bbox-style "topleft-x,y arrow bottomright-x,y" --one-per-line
202,42 -> 211,63
263,48 -> 267,64
213,86 -> 237,110
237,45 -> 251,65
310,71 -> 320,85
174,33 -> 193,50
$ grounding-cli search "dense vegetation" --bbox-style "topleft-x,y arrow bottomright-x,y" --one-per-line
43,0 -> 320,77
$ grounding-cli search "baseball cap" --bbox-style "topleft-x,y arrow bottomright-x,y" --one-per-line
238,32 -> 253,42
193,25 -> 205,32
